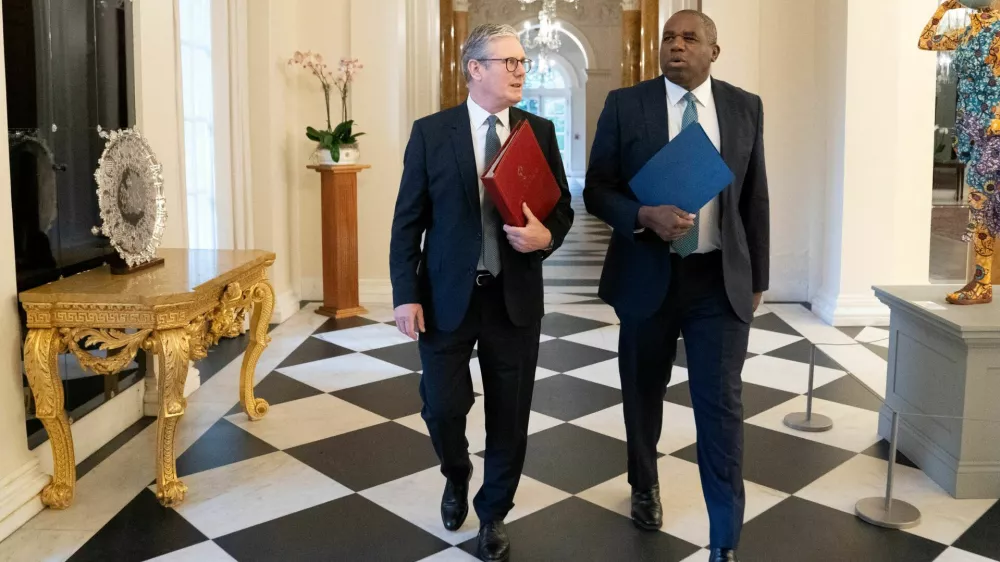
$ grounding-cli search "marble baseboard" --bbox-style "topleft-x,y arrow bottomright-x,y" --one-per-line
0,459 -> 48,542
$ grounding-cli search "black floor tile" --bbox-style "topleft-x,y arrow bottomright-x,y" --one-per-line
68,490 -> 207,562
276,337 -> 354,369
77,416 -> 156,479
763,339 -> 846,371
225,371 -> 325,416
332,373 -> 424,420
519,424 -> 628,494
540,312 -> 612,338
312,315 -> 378,334
751,313 -> 803,337
536,339 -> 618,374
215,494 -> 449,562
954,499 -> 1000,560
285,422 -> 439,491
739,496 -> 947,562
459,497 -> 700,561
813,375 -> 885,413
672,425 -> 855,495
665,381 -> 798,419
838,326 -> 866,339
176,418 -> 278,477
863,342 -> 890,361
530,374 -> 623,421
860,440 -> 920,470
364,341 -> 423,372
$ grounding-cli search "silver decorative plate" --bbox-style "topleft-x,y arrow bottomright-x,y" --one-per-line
91,127 -> 167,268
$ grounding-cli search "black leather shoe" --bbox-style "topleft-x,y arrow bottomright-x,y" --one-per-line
477,520 -> 510,561
709,548 -> 739,562
441,471 -> 471,531
631,484 -> 663,530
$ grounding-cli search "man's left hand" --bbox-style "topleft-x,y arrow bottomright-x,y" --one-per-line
504,203 -> 552,253
753,292 -> 764,312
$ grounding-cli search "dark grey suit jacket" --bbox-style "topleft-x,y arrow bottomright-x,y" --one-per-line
583,76 -> 769,324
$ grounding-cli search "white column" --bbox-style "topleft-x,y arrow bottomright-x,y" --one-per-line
0,14 -> 48,542
811,0 -> 935,326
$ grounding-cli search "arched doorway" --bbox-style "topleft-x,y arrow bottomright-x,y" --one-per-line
516,59 -> 573,174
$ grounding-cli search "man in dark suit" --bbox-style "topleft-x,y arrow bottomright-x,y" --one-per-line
390,23 -> 573,562
584,11 -> 768,562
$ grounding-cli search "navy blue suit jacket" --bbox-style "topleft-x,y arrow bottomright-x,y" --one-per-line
390,104 -> 574,332
583,77 -> 769,323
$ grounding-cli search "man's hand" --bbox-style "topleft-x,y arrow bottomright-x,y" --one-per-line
503,203 -> 553,253
752,292 -> 763,312
394,303 -> 425,340
638,205 -> 696,241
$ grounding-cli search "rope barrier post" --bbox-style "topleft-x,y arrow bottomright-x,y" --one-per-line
855,410 -> 921,529
784,343 -> 834,432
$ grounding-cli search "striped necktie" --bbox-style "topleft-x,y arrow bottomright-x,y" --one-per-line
673,92 -> 700,257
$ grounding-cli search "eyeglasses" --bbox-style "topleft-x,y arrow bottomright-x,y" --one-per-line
477,57 -> 533,73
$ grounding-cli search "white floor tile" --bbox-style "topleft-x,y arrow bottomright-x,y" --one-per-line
226,394 -> 387,450
359,303 -> 398,323
276,353 -> 411,392
739,355 -> 845,395
746,396 -> 881,453
544,305 -> 621,325
856,326 -> 891,345
167,452 -> 351,538
362,456 -> 570,546
396,396 -> 563,454
0,529 -> 94,562
314,324 -> 414,351
570,402 -> 697,455
539,265 -> 603,279
935,547 -> 999,562
562,325 -> 621,352
146,541 -> 239,562
543,292 -> 597,305
680,549 -> 714,562
796,454 -> 996,545
746,328 -> 803,355
544,285 -> 600,294
564,359 -> 621,389
578,456 -> 788,548
416,548 -> 480,561
557,242 -> 611,251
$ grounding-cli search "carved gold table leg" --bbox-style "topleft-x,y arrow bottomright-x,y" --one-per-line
23,329 -> 74,509
240,281 -> 275,421
152,328 -> 191,507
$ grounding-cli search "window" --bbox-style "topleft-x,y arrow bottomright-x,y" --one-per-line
179,0 -> 218,249
516,62 -> 572,171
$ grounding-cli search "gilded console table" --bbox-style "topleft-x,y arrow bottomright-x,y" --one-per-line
19,249 -> 277,509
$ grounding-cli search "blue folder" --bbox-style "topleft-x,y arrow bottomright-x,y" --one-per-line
628,123 -> 734,213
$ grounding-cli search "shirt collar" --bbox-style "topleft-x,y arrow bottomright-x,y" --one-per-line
665,76 -> 713,108
467,96 -> 510,130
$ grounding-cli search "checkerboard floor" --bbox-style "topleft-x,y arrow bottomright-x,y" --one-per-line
4,189 -> 999,562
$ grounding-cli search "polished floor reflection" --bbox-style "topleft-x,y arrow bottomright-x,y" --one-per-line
2,186 -> 998,562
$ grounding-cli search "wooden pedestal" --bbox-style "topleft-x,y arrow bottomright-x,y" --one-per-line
308,164 -> 371,319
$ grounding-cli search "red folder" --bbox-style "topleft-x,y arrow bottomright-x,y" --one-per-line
480,120 -> 561,228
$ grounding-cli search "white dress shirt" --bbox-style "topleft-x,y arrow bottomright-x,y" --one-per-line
656,77 -> 723,254
467,97 -> 511,202
467,96 -> 511,271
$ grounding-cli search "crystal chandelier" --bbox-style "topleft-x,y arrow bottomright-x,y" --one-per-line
518,0 -> 577,53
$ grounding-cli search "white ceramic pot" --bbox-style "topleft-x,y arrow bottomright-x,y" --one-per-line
314,148 -> 335,165
336,143 -> 361,165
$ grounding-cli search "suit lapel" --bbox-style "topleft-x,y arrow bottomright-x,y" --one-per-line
642,77 -> 670,155
450,103 -> 481,214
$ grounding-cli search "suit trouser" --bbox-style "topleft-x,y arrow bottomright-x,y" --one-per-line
417,275 -> 540,522
618,251 -> 750,549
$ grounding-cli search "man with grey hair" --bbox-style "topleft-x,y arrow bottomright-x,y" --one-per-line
390,23 -> 573,562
